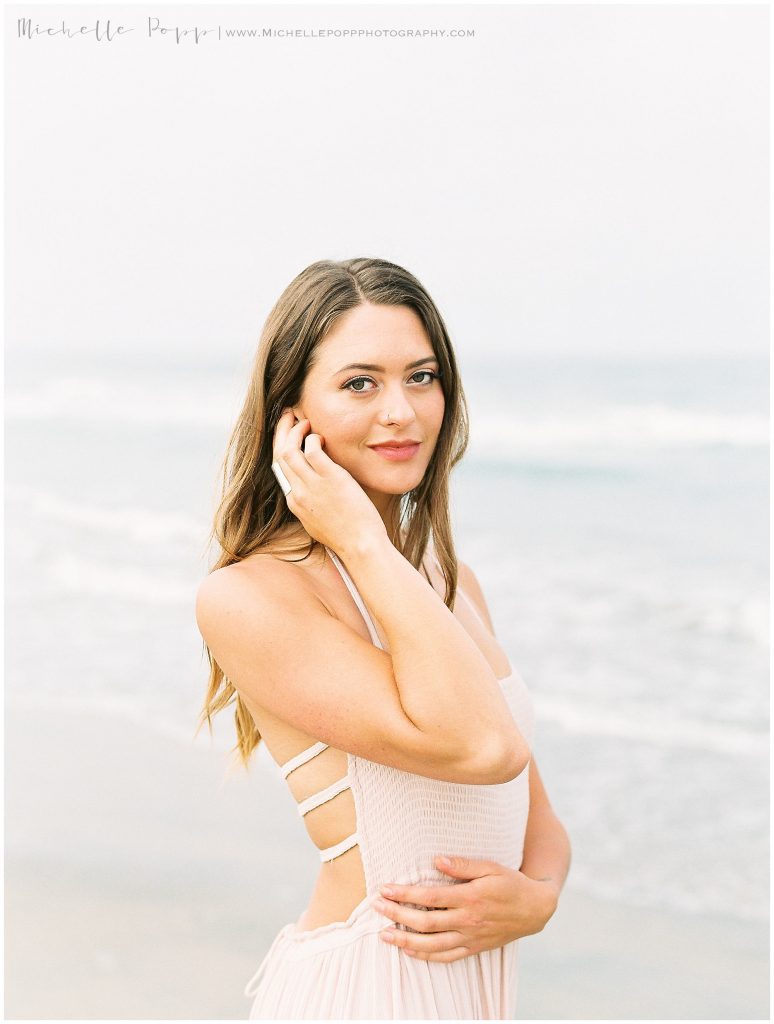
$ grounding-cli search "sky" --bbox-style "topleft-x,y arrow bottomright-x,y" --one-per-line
6,3 -> 769,365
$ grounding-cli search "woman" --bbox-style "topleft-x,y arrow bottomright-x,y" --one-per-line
195,257 -> 571,1019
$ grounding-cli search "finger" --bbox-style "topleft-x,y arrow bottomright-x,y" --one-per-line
375,899 -> 458,934
277,420 -> 318,483
379,883 -> 463,909
272,408 -> 299,458
402,945 -> 473,963
273,411 -> 313,464
379,926 -> 469,956
434,855 -> 500,880
300,431 -> 327,461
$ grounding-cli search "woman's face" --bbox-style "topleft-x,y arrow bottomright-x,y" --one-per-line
293,302 -> 446,518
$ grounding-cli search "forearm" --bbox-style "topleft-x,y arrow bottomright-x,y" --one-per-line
519,806 -> 571,902
338,533 -> 528,768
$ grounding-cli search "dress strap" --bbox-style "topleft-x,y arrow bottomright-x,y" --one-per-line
279,740 -> 328,779
324,547 -> 383,649
296,775 -> 352,817
319,831 -> 359,862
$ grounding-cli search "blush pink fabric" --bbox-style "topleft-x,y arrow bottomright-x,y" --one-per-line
244,548 -> 536,1019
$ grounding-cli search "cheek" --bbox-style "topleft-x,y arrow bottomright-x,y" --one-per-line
308,406 -> 366,450
428,392 -> 446,432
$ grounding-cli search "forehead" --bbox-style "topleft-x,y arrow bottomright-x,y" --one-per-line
315,303 -> 433,368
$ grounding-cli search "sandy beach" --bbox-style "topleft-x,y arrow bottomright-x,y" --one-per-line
5,702 -> 769,1020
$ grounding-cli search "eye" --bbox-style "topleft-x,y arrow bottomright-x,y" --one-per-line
342,376 -> 377,393
341,370 -> 440,394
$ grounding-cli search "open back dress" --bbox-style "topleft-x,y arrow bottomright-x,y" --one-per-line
244,545 -> 536,1019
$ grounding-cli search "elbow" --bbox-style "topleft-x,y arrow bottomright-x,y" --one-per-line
485,733 -> 531,784
453,729 -> 531,785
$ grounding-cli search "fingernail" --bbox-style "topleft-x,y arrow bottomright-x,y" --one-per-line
380,931 -> 395,943
437,856 -> 452,867
380,886 -> 395,897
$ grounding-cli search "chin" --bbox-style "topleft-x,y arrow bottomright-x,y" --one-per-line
367,471 -> 426,495
342,450 -> 432,494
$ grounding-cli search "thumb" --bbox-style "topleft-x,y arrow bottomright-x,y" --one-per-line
434,855 -> 496,879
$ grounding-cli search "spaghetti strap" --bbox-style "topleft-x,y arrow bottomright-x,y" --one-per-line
279,741 -> 328,779
324,547 -> 383,649
296,775 -> 353,817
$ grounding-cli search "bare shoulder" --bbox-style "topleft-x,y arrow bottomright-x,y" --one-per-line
194,539 -> 520,782
195,549 -> 322,643
424,543 -> 496,638
456,558 -> 496,637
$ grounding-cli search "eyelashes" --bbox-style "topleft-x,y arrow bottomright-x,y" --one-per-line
342,370 -> 441,394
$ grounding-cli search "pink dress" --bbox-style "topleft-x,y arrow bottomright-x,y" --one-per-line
244,547 -> 536,1019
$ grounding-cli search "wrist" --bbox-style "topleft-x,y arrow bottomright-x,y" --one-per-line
339,528 -> 392,563
535,877 -> 560,925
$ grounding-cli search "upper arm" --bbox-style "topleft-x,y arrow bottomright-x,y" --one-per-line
195,563 -> 507,784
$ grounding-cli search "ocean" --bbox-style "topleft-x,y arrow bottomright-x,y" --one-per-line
5,347 -> 769,925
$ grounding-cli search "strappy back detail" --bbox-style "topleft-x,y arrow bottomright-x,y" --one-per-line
244,539 -> 537,1019
278,738 -> 360,863
275,543 -> 512,863
278,741 -> 328,779
274,547 -> 383,864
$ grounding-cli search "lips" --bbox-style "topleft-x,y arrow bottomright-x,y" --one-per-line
368,440 -> 421,462
368,440 -> 421,449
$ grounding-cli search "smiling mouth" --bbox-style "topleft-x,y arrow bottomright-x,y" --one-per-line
368,442 -> 421,461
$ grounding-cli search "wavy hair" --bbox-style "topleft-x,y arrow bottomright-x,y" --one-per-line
195,257 -> 470,768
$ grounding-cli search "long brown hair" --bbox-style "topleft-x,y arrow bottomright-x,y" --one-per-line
195,257 -> 470,768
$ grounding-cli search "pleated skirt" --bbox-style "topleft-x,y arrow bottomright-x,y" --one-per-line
244,892 -> 519,1020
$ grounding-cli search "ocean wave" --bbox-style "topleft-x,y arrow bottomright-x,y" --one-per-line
629,589 -> 769,648
568,865 -> 769,923
539,576 -> 770,649
532,691 -> 768,758
468,404 -> 768,449
47,552 -> 196,605
8,485 -> 766,653
5,376 -> 768,447
7,484 -> 206,545
4,375 -> 241,426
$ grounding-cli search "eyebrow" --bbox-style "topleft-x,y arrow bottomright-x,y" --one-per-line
334,356 -> 439,375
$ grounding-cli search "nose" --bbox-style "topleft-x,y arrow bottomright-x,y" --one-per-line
378,384 -> 418,424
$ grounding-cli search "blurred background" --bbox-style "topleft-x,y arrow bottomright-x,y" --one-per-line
5,3 -> 769,1019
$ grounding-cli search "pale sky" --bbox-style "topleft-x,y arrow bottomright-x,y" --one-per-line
6,4 -> 768,363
